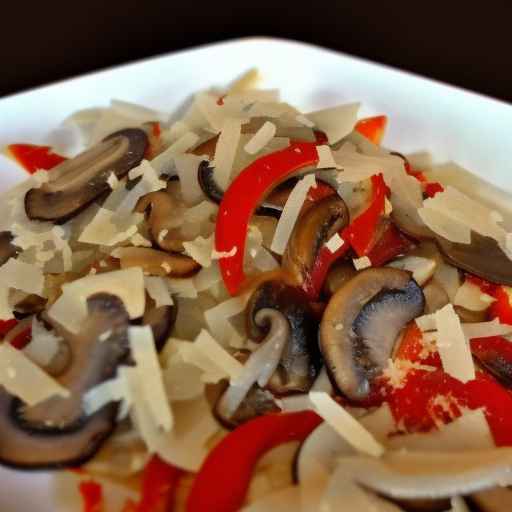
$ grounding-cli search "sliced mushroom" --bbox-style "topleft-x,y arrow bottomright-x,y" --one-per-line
0,293 -> 130,469
470,487 -> 512,511
25,128 -> 148,223
246,280 -> 322,394
323,261 -> 357,297
115,247 -> 200,277
436,232 -> 512,286
135,190 -> 184,252
282,195 -> 349,287
0,231 -> 19,265
214,385 -> 279,430
319,268 -> 425,400
142,303 -> 177,352
423,281 -> 449,314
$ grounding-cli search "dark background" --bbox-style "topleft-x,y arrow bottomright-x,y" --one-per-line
1,3 -> 511,103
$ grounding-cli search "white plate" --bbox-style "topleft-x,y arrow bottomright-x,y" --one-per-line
0,37 -> 511,511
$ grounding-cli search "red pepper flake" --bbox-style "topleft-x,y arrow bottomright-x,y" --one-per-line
342,173 -> 387,257
7,144 -> 66,173
79,480 -> 104,512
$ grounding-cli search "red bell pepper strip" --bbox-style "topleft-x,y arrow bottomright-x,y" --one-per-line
342,173 -> 387,257
355,115 -> 387,145
0,319 -> 18,337
10,327 -> 32,349
302,237 -> 351,300
489,286 -> 512,325
187,411 -> 322,512
6,144 -> 66,173
79,480 -> 104,512
366,221 -> 415,266
123,456 -> 181,512
216,142 -> 319,295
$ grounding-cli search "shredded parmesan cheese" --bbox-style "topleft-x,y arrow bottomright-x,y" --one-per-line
325,233 -> 345,253
106,172 -> 119,190
244,121 -> 277,155
307,103 -> 360,144
214,118 -> 242,189
193,329 -> 244,380
387,256 -> 436,286
48,268 -> 145,333
144,276 -> 174,307
183,235 -> 214,268
316,145 -> 338,169
435,304 -> 475,383
23,317 -> 63,368
309,392 -> 384,457
353,256 -> 372,270
271,174 -> 317,255
454,280 -> 495,311
129,326 -> 173,431
0,343 -> 69,406
151,132 -> 200,175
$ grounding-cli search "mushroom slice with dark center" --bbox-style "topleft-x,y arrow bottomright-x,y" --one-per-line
135,190 -> 185,252
319,268 -> 424,401
246,280 -> 322,394
25,128 -> 148,223
282,195 -> 350,287
436,231 -> 512,286
0,293 -> 130,469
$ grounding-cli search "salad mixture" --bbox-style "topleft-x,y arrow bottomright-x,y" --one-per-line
2,70 -> 512,511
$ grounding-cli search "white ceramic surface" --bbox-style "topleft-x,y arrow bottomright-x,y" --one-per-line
0,37 -> 511,511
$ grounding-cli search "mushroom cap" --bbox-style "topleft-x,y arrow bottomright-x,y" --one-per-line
25,128 -> 148,223
320,268 -> 424,400
436,232 -> 512,286
0,293 -> 130,469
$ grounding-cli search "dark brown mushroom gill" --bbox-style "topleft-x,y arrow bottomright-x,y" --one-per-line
25,128 -> 148,223
319,268 -> 425,401
0,293 -> 130,469
246,280 -> 322,394
282,195 -> 350,287
436,231 -> 512,286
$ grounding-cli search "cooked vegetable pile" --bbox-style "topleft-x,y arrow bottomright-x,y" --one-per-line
1,69 -> 512,512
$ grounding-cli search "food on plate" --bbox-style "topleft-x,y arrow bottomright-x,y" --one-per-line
2,69 -> 512,511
